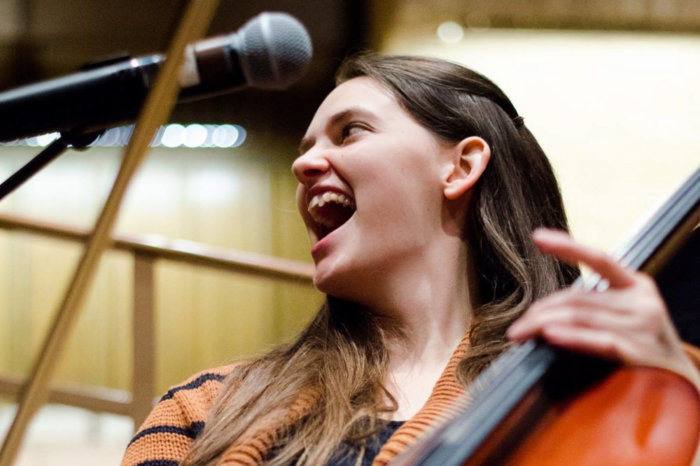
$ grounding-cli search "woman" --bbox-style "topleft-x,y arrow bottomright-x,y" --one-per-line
122,54 -> 700,466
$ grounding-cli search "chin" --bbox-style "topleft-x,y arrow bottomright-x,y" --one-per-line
312,265 -> 365,302
313,272 -> 349,297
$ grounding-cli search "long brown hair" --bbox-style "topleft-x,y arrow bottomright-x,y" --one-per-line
182,54 -> 578,465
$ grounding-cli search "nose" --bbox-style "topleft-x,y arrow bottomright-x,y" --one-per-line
292,147 -> 331,185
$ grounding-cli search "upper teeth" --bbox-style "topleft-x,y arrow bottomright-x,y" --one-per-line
308,192 -> 356,227
308,192 -> 355,211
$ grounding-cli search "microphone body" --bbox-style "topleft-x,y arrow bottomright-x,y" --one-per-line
0,12 -> 311,142
0,56 -> 161,141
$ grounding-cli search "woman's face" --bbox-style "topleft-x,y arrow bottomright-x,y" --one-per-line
293,77 -> 456,300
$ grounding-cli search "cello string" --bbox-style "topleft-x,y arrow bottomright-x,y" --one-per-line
617,167 -> 699,271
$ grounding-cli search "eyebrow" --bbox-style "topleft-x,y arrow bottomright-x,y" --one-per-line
297,107 -> 374,155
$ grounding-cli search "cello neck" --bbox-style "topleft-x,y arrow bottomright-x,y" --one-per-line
616,166 -> 700,275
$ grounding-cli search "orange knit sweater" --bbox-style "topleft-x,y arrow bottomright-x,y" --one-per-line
122,333 -> 470,466
122,339 -> 700,466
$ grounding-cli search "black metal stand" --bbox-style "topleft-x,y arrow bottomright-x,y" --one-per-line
0,131 -> 101,202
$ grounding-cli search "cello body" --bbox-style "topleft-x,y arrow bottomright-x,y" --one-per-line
465,363 -> 700,465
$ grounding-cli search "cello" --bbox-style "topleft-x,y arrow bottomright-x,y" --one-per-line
393,167 -> 700,465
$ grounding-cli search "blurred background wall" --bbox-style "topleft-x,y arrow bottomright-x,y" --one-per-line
0,0 -> 698,461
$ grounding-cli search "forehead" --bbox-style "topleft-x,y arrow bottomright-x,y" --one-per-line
305,77 -> 402,133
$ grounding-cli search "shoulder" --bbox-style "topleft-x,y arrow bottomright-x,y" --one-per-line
159,365 -> 234,411
121,364 -> 242,466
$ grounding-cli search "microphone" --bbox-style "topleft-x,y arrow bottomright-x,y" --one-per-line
0,12 -> 312,142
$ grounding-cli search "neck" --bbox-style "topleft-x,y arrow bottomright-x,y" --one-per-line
362,238 -> 473,419
371,238 -> 472,352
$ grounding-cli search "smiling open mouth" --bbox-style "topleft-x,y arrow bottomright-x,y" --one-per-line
307,192 -> 356,240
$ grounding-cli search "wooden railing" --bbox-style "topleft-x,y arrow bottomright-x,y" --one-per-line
0,212 -> 314,427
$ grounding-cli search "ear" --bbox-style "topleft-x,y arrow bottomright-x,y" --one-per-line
443,136 -> 491,200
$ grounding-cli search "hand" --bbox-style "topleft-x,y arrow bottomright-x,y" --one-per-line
507,228 -> 700,389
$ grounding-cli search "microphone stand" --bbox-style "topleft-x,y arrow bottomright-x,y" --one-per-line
0,1 -> 220,464
0,130 -> 101,202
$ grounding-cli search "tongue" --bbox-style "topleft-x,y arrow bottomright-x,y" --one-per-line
312,203 -> 354,230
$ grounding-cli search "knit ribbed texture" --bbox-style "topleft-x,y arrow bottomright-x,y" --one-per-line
122,333 -> 469,466
123,339 -> 699,465
217,334 -> 471,465
371,333 -> 469,465
217,388 -> 321,465
122,365 -> 234,466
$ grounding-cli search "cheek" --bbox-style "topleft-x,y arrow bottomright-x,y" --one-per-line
366,154 -> 441,198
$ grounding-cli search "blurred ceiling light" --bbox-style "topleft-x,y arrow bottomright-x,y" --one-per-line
211,124 -> 238,148
213,124 -> 246,148
29,132 -> 59,147
98,127 -> 122,147
161,124 -> 185,148
182,124 -> 208,148
2,124 -> 247,149
232,125 -> 247,148
437,21 -> 464,44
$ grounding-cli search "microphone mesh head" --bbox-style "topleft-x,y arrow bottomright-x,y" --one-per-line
237,12 -> 313,89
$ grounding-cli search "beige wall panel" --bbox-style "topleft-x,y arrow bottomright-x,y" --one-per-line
273,283 -> 323,344
0,132 -> 317,394
153,265 -> 311,393
8,236 -> 79,376
56,251 -> 132,390
0,233 -> 6,371
379,0 -> 700,37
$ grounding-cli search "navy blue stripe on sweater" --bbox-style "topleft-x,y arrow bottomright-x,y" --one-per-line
159,372 -> 226,401
128,422 -> 205,447
136,461 -> 179,466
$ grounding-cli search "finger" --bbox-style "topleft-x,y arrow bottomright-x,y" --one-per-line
542,325 -> 700,388
511,283 -> 672,342
507,303 -> 636,342
538,325 -> 638,363
533,228 -> 635,288
524,285 -> 660,318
